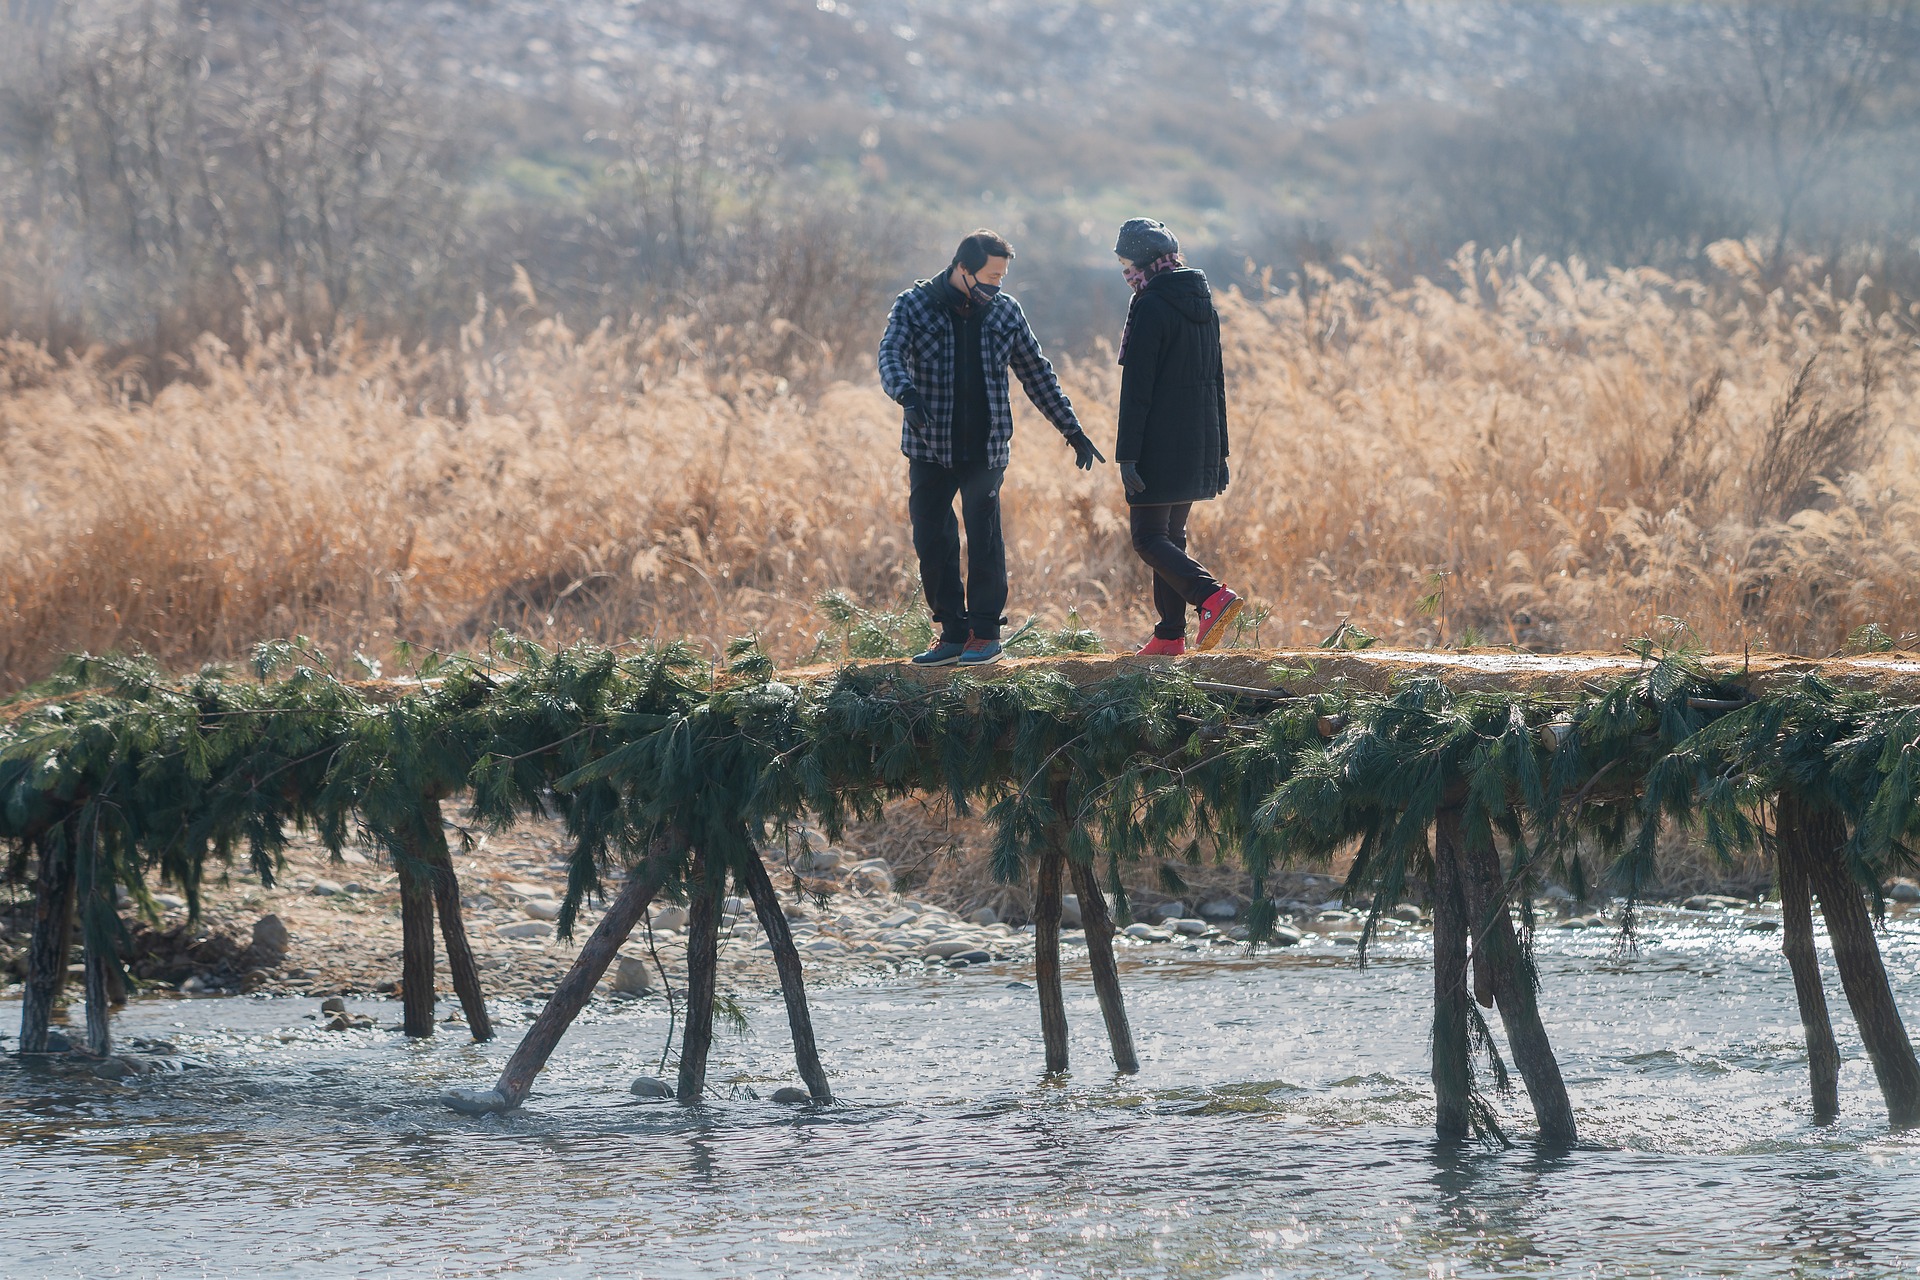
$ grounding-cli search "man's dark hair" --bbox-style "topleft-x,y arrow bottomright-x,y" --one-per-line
953,229 -> 1015,271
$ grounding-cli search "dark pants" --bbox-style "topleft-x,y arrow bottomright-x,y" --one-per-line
1130,503 -> 1222,640
908,459 -> 1008,643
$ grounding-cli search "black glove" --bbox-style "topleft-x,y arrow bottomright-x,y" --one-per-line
1119,460 -> 1147,497
900,389 -> 929,430
1220,460 -> 1230,490
1066,430 -> 1106,471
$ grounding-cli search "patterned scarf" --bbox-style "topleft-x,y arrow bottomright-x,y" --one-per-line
1118,252 -> 1186,364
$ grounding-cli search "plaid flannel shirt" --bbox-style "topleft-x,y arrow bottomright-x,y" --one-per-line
877,276 -> 1082,469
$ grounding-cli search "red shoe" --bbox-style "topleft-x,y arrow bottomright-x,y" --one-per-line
1194,588 -> 1243,651
1137,635 -> 1186,657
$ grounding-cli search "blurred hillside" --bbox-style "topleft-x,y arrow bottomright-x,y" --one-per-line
2,0 -> 1916,366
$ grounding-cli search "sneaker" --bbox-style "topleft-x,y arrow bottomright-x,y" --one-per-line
1137,635 -> 1186,657
957,637 -> 1004,666
1193,588 -> 1243,651
911,639 -> 968,667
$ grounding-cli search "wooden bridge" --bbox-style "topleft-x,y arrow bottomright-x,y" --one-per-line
7,644 -> 1920,1144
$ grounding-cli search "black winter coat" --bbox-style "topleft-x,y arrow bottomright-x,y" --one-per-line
1115,268 -> 1229,506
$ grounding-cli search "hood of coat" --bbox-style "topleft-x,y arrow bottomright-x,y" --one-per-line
1142,268 -> 1214,324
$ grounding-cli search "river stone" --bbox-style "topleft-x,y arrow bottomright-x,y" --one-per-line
1148,902 -> 1188,923
251,914 -> 290,961
1684,894 -> 1746,911
771,1086 -> 812,1105
1123,923 -> 1173,942
525,900 -> 562,921
1390,903 -> 1424,923
1746,918 -> 1782,932
1170,918 -> 1208,935
611,956 -> 654,995
498,921 -> 552,940
310,879 -> 344,897
1887,880 -> 1920,904
968,907 -> 999,926
629,1076 -> 674,1099
442,1086 -> 511,1115
803,938 -> 843,953
878,909 -> 917,928
1199,898 -> 1239,920
320,996 -> 348,1013
1268,926 -> 1305,947
724,896 -> 747,915
955,949 -> 993,965
923,940 -> 974,958
1555,917 -> 1589,930
649,905 -> 688,932
1059,894 -> 1083,927
154,893 -> 188,910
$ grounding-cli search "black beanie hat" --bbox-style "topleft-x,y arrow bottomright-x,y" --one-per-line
1113,217 -> 1179,265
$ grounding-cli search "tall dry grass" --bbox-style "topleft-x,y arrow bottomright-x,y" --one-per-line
4,240 -> 1918,690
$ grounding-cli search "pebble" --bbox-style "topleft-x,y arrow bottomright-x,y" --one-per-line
629,1076 -> 674,1099
1123,924 -> 1173,942
251,914 -> 291,959
1171,918 -> 1209,936
524,900 -> 562,921
1268,926 -> 1305,947
1390,903 -> 1424,924
1684,894 -> 1747,912
610,956 -> 653,995
954,950 -> 993,965
310,880 -> 344,897
770,1086 -> 812,1105
154,893 -> 188,910
923,940 -> 975,959
1888,880 -> 1920,904
649,906 -> 688,932
1745,918 -> 1781,932
497,921 -> 552,940
320,996 -> 348,1013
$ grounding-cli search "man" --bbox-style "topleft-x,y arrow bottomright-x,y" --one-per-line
878,229 -> 1104,667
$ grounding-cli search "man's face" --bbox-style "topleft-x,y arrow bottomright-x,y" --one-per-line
967,256 -> 1010,287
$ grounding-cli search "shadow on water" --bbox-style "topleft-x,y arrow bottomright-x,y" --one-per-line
3,918 -> 1920,1277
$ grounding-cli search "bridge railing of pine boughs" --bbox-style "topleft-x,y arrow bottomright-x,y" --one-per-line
5,633 -> 1920,1143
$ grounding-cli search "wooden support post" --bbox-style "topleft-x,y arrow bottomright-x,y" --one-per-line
738,843 -> 832,1102
457,841 -> 676,1112
1429,830 -> 1472,1142
1775,796 -> 1840,1121
1442,808 -> 1578,1145
1034,845 -> 1070,1075
1069,856 -> 1138,1074
82,910 -> 114,1058
1786,791 -> 1920,1128
416,800 -> 492,1041
676,849 -> 726,1103
396,850 -> 437,1038
20,838 -> 77,1054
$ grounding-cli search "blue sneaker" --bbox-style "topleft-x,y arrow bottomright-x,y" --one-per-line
912,639 -> 968,667
957,638 -> 1004,666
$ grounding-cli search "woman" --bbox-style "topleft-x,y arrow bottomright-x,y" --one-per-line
1111,218 -> 1240,655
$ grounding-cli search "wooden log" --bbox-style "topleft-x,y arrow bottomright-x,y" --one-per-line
396,851 -> 437,1038
738,844 -> 832,1102
457,838 -> 676,1112
1034,844 -> 1070,1075
20,838 -> 77,1053
1443,808 -> 1578,1145
1069,855 -> 1139,1075
1775,800 -> 1841,1121
1789,791 -> 1920,1128
676,849 -> 726,1103
82,906 -> 114,1058
416,801 -> 492,1041
1429,832 -> 1473,1142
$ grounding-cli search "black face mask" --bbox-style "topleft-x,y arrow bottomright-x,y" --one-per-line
955,267 -> 1001,309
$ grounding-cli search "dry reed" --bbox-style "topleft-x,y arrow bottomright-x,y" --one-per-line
5,240 -> 1918,690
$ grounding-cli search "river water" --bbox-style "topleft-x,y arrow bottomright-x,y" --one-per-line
5,912 -> 1920,1278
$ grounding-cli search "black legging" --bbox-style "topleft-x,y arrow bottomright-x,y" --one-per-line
1129,503 -> 1222,641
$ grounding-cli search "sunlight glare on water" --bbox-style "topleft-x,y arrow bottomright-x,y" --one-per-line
4,919 -> 1920,1278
